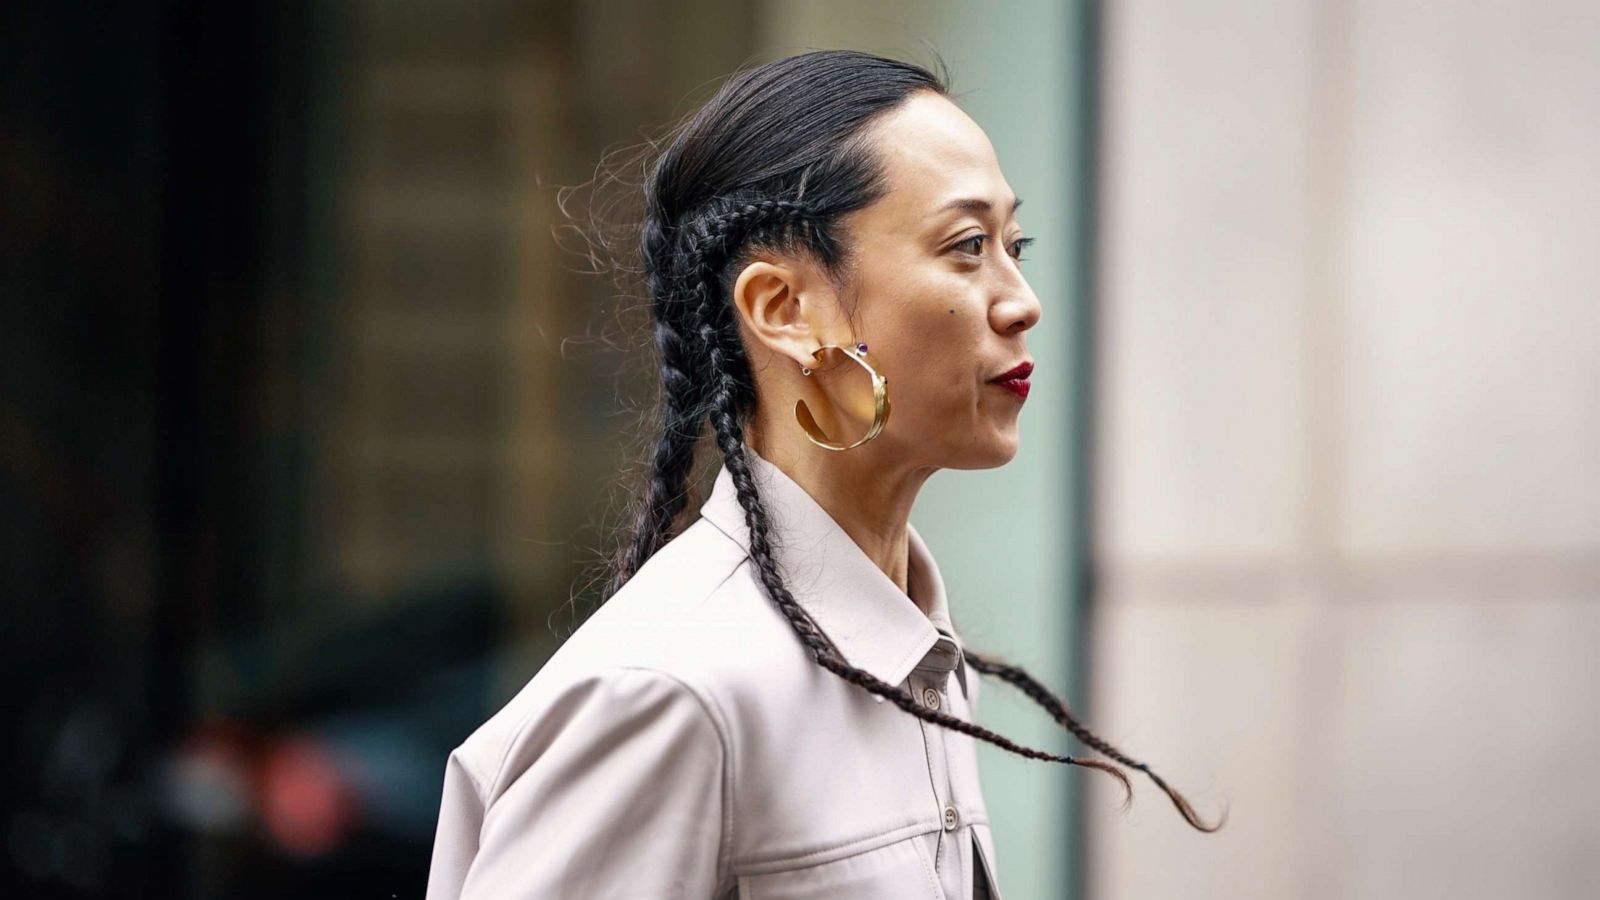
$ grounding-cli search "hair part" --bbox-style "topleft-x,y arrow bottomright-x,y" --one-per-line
590,48 -> 1222,833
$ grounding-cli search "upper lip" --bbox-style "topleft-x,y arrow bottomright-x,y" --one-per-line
990,360 -> 1034,382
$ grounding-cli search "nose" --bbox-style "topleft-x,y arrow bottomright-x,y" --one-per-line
991,272 -> 1042,335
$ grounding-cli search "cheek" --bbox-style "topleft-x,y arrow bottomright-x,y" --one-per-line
860,265 -> 986,409
880,270 -> 980,345
891,310 -> 985,412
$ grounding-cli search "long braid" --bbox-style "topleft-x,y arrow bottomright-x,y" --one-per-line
605,200 -> 815,599
965,650 -> 1227,831
604,218 -> 712,598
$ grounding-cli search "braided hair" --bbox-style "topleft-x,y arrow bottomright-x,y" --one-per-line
600,50 -> 1223,833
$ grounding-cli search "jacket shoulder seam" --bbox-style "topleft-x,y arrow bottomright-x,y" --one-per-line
450,744 -> 489,804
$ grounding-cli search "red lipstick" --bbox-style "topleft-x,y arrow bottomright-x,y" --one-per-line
990,360 -> 1033,399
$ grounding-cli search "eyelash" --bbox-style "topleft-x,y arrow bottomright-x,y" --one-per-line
953,234 -> 1035,262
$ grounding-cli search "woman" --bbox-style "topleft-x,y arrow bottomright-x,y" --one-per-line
426,49 -> 1219,900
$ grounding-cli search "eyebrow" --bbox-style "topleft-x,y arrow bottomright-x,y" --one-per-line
932,196 -> 1024,216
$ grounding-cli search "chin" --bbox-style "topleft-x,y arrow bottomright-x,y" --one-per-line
943,431 -> 1021,470
988,437 -> 1022,467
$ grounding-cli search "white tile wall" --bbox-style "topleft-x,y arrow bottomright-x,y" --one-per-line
1094,1 -> 1600,898
1337,0 -> 1600,556
1322,597 -> 1600,898
1097,0 -> 1318,563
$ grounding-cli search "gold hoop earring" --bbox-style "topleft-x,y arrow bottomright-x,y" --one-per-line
794,341 -> 890,451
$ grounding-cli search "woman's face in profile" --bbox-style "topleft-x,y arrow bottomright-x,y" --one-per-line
834,91 -> 1042,470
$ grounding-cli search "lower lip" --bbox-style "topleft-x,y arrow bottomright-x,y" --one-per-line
993,378 -> 1030,399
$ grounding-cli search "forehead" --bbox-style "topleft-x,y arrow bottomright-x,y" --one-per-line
858,92 -> 1013,222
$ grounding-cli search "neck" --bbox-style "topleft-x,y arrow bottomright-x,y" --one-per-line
745,417 -> 935,610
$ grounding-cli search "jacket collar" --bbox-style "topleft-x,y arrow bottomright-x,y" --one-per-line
698,443 -> 967,690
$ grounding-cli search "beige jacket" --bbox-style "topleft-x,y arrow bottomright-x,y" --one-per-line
424,445 -> 1002,899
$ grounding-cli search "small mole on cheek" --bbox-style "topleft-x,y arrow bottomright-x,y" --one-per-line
948,309 -> 954,314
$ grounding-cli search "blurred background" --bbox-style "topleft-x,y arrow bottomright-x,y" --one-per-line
3,1 -> 1596,898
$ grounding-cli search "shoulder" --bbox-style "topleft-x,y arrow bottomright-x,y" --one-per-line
430,663 -> 735,898
447,516 -> 814,800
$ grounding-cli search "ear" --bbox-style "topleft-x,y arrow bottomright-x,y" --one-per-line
729,259 -> 828,368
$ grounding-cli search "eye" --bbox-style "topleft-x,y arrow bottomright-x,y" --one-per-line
952,234 -> 988,256
951,234 -> 1036,263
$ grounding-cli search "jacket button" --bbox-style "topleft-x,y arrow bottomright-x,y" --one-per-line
922,687 -> 941,711
943,806 -> 959,831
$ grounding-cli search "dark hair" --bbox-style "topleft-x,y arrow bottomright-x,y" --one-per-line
595,49 -> 1222,833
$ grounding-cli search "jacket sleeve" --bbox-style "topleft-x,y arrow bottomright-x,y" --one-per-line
427,667 -> 729,900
